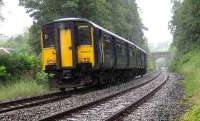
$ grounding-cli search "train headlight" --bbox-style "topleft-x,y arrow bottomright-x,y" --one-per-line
47,59 -> 56,64
82,58 -> 90,62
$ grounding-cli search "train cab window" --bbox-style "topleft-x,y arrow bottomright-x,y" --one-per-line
77,25 -> 91,45
43,26 -> 55,48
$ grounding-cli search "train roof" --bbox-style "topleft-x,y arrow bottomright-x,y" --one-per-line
52,18 -> 146,53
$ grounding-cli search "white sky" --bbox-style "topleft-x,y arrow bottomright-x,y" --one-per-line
137,0 -> 173,51
0,0 -> 172,51
0,0 -> 32,37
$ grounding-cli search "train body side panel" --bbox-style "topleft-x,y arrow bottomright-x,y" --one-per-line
42,48 -> 56,70
115,42 -> 128,69
78,45 -> 95,66
93,28 -> 102,69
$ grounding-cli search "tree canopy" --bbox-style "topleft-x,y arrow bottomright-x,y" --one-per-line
20,0 -> 146,54
170,0 -> 200,55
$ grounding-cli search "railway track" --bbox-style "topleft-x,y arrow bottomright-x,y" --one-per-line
0,72 -> 156,114
105,73 -> 168,121
0,91 -> 73,114
39,72 -> 165,121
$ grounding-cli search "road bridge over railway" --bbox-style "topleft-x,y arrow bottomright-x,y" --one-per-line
151,52 -> 171,62
151,51 -> 171,69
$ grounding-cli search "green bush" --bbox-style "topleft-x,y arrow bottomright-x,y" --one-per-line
0,53 -> 39,77
35,71 -> 49,87
0,65 -> 7,77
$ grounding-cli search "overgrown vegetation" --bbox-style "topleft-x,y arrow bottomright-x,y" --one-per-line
170,49 -> 200,121
0,32 -> 49,100
0,80 -> 47,100
170,0 -> 200,120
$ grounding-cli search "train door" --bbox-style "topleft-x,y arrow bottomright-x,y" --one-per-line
55,22 -> 75,69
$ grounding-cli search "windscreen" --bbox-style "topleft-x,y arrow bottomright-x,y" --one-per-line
77,24 -> 91,45
43,24 -> 55,48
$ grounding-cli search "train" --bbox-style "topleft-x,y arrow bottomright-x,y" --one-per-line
41,18 -> 147,91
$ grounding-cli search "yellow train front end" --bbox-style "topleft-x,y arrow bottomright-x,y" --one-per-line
41,20 -> 95,90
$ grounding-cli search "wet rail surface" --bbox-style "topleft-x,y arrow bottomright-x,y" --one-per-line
0,72 -> 156,114
39,72 -> 163,121
105,73 -> 168,121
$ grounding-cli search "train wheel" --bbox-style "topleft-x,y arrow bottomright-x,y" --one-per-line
98,75 -> 104,87
59,88 -> 66,92
73,87 -> 78,90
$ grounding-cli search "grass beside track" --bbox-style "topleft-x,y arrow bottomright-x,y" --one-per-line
171,49 -> 200,121
0,80 -> 48,100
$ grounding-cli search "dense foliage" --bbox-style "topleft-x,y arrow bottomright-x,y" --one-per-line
170,0 -> 200,55
19,0 -> 146,54
0,32 -> 40,79
171,49 -> 200,120
1,31 -> 33,54
0,34 -> 49,100
170,1 -> 200,120
0,53 -> 39,77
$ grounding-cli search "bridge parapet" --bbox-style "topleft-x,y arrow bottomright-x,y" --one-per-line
151,51 -> 171,68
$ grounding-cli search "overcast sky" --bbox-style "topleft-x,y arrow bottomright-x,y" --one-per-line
0,0 -> 32,36
136,0 -> 173,51
0,0 -> 172,51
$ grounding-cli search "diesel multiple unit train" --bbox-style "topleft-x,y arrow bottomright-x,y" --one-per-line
41,18 -> 147,90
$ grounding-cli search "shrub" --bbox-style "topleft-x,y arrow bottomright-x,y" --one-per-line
0,53 -> 39,77
35,71 -> 49,87
0,65 -> 7,77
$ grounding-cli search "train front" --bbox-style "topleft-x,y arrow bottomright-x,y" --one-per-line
41,19 -> 95,89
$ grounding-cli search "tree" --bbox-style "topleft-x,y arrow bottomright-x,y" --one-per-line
170,0 -> 200,55
20,0 -> 146,54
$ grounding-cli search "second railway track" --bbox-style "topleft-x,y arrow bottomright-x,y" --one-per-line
39,71 -> 166,121
0,72 -> 157,114
0,90 -> 73,114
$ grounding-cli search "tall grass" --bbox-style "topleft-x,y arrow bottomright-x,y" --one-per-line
0,79 -> 48,100
171,49 -> 200,121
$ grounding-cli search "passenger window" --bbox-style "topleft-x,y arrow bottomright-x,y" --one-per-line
132,48 -> 135,56
130,48 -> 134,57
117,44 -> 122,55
104,35 -> 112,54
130,49 -> 132,56
116,43 -> 126,56
78,25 -> 91,45
121,46 -> 125,55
